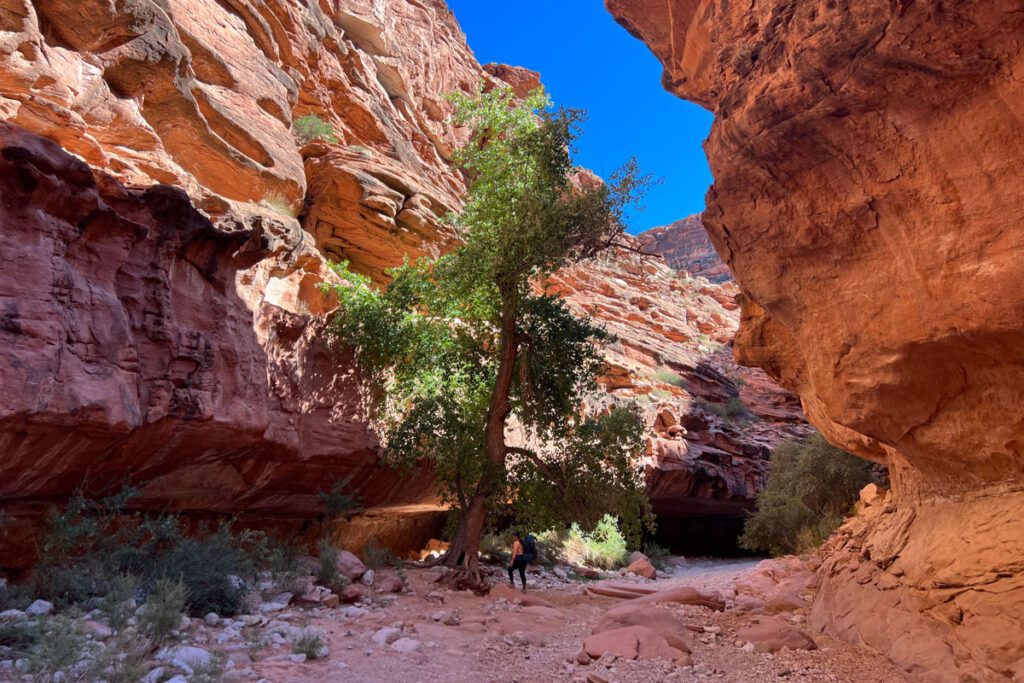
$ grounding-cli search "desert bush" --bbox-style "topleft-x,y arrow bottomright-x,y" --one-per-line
479,530 -> 514,564
32,489 -> 281,618
293,114 -> 338,144
725,396 -> 749,419
694,397 -> 727,419
138,578 -> 187,646
0,618 -> 43,660
26,615 -> 90,682
291,629 -> 327,659
740,433 -> 875,556
362,538 -> 402,570
319,475 -> 363,521
653,368 -> 685,388
99,574 -> 139,631
556,515 -> 628,569
315,539 -> 348,594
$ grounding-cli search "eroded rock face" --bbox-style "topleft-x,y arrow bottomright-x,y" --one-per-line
607,0 -> 1024,678
550,242 -> 808,531
639,214 -> 731,284
0,0 -> 506,558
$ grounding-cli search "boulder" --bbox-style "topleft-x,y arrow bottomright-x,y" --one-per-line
335,551 -> 367,580
582,625 -> 686,661
736,617 -> 817,653
626,558 -> 657,579
594,604 -> 691,653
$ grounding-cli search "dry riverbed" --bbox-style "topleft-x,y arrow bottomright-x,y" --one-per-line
0,557 -> 908,682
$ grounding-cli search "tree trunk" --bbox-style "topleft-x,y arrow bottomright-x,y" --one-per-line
443,294 -> 519,584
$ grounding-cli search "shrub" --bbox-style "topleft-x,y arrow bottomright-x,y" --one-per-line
0,618 -> 43,660
99,574 -> 139,631
642,542 -> 672,571
138,578 -> 187,646
319,475 -> 363,522
740,433 -> 876,556
291,629 -> 327,659
557,515 -> 628,570
725,396 -> 749,419
293,114 -> 338,144
26,616 -> 90,681
479,530 -> 514,564
315,539 -> 348,594
362,538 -> 402,570
147,527 -> 251,617
695,397 -> 727,419
653,368 -> 685,388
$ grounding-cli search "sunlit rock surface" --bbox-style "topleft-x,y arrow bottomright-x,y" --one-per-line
607,0 -> 1024,678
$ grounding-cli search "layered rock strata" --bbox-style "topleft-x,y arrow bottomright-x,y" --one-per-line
639,214 -> 731,284
607,0 -> 1024,678
550,244 -> 808,542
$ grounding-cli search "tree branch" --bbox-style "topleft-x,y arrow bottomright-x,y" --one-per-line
506,446 -> 563,488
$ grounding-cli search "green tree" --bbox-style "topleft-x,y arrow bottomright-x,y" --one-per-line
740,433 -> 875,556
322,85 -> 652,583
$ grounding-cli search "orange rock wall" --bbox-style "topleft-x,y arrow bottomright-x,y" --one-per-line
606,0 -> 1024,679
0,0 -> 498,534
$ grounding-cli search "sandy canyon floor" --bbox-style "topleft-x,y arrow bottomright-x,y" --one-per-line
209,558 -> 907,683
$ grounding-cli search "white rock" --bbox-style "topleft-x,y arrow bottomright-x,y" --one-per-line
343,606 -> 368,619
361,569 -> 376,586
162,645 -> 212,674
430,610 -> 445,622
204,612 -> 220,627
742,642 -> 757,653
259,602 -> 289,613
553,567 -> 568,580
164,677 -> 188,683
0,610 -> 26,622
372,627 -> 402,645
391,637 -> 423,653
25,600 -> 53,616
141,667 -> 165,683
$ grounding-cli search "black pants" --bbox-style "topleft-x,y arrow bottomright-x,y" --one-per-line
508,557 -> 527,588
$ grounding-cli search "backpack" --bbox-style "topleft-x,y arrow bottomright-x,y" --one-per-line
522,534 -> 537,562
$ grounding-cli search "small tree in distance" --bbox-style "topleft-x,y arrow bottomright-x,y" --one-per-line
322,84 -> 654,586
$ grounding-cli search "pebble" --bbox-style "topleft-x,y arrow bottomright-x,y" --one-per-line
204,612 -> 220,627
372,626 -> 402,645
362,569 -> 376,586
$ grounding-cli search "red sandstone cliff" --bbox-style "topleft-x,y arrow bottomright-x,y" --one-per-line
0,0 -> 508,533
639,214 -> 731,284
606,0 -> 1024,679
550,244 -> 807,529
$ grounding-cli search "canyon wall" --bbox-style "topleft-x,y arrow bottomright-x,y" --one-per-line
0,0 -> 500,549
606,0 -> 1024,679
639,214 -> 731,284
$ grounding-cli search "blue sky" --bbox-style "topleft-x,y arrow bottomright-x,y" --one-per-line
446,0 -> 714,233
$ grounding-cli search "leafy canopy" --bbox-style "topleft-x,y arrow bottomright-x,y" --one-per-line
740,433 -> 876,556
322,84 -> 653,543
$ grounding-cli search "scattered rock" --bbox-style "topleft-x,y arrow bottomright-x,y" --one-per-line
736,617 -> 817,653
583,626 -> 687,661
391,637 -> 423,653
378,575 -> 404,593
361,569 -> 376,586
335,551 -> 367,580
372,627 -> 403,645
626,557 -> 657,579
204,612 -> 220,627
24,600 -> 53,616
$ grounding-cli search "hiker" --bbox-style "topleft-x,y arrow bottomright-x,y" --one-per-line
508,530 -> 536,590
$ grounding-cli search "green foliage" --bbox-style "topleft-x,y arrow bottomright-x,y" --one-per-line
25,616 -> 89,682
725,396 -> 749,419
315,539 -> 348,594
99,574 -> 139,632
138,578 -> 187,646
0,618 -> 43,659
319,475 -> 364,521
321,84 -> 655,555
556,515 -> 629,569
479,530 -> 514,564
293,114 -> 338,144
695,397 -> 727,419
740,433 -> 875,556
32,488 -> 275,617
362,538 -> 402,570
653,368 -> 685,388
291,630 -> 327,659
